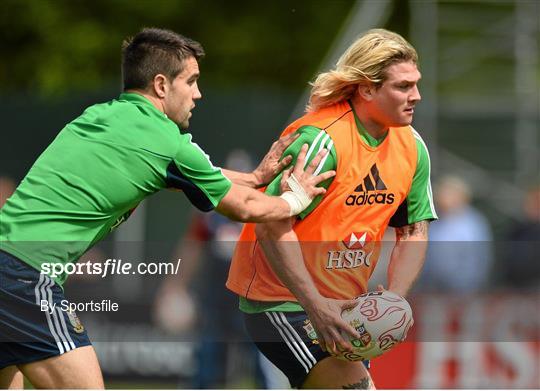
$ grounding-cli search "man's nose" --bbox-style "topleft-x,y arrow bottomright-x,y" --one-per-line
193,83 -> 202,100
410,85 -> 421,102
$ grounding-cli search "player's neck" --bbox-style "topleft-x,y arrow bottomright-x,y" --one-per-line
360,119 -> 389,140
125,89 -> 165,114
350,99 -> 389,140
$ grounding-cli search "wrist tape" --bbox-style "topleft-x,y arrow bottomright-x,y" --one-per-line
280,174 -> 313,216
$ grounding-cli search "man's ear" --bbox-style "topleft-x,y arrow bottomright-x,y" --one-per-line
356,83 -> 375,102
152,74 -> 167,98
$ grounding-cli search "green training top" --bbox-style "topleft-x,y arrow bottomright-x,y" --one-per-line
0,93 -> 231,285
239,110 -> 437,314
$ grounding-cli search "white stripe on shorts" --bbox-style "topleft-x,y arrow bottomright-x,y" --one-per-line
34,273 -> 45,305
266,312 -> 313,373
277,311 -> 317,366
56,307 -> 76,351
45,278 -> 74,353
39,276 -> 65,354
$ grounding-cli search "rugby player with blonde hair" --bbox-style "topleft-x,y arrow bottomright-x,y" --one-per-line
227,29 -> 437,389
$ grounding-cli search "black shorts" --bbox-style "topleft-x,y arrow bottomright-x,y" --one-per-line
0,251 -> 92,369
244,310 -> 369,388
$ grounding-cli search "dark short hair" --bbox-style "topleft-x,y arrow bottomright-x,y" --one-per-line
121,28 -> 205,90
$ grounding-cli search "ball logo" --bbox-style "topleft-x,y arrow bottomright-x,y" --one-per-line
353,322 -> 373,348
345,164 -> 395,206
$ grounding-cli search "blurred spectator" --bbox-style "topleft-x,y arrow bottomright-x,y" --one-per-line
418,175 -> 493,293
0,176 -> 16,207
154,150 -> 270,388
501,183 -> 540,289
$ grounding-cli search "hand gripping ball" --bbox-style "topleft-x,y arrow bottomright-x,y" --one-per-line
339,290 -> 413,361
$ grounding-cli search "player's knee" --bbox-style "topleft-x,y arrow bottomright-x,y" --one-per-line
0,366 -> 24,389
19,346 -> 104,389
336,376 -> 375,389
301,357 -> 373,389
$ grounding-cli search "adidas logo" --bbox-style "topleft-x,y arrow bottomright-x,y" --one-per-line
345,164 -> 395,206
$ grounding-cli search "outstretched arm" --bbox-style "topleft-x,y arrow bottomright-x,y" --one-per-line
387,220 -> 430,297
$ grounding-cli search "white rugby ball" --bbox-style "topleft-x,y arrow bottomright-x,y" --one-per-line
339,290 -> 413,361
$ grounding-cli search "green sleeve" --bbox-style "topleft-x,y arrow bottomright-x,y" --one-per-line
264,125 -> 337,219
168,133 -> 232,211
389,131 -> 438,227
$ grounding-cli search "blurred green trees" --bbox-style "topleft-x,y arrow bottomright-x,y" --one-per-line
1,0 -> 354,96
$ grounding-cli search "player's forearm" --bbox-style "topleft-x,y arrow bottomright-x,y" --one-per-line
216,184 -> 293,222
387,240 -> 427,297
242,193 -> 292,222
255,221 -> 323,308
221,169 -> 261,188
387,221 -> 429,297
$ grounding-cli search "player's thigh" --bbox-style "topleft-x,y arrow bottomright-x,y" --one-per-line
0,251 -> 96,387
18,345 -> 104,389
0,366 -> 24,389
302,356 -> 375,389
245,310 -> 331,388
244,310 -> 374,389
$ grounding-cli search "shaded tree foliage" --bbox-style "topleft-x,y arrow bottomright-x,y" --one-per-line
1,0 -> 354,96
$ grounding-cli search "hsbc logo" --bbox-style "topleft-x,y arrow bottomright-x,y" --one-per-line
343,232 -> 369,249
345,164 -> 395,206
326,232 -> 373,270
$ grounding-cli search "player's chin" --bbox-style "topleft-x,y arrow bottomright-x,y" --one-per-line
178,118 -> 190,129
390,119 -> 412,128
181,112 -> 193,129
396,115 -> 413,126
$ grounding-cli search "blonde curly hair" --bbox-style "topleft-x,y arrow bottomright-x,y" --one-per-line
307,29 -> 418,112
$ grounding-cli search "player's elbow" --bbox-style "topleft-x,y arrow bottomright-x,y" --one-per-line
236,206 -> 259,222
216,188 -> 261,222
219,201 -> 265,223
221,207 -> 251,222
239,203 -> 273,223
